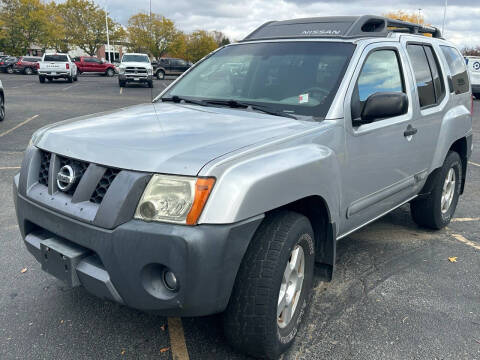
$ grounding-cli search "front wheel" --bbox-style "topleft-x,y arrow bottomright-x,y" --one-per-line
224,211 -> 315,359
106,68 -> 114,77
156,70 -> 165,80
411,151 -> 462,229
147,80 -> 153,88
24,67 -> 33,75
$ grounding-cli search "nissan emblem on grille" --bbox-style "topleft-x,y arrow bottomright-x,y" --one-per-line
56,165 -> 77,191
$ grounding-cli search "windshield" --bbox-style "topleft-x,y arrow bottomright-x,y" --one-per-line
122,55 -> 150,63
160,42 -> 355,118
44,55 -> 68,62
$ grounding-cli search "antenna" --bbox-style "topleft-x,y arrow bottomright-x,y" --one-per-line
105,5 -> 110,63
442,0 -> 448,35
149,0 -> 153,102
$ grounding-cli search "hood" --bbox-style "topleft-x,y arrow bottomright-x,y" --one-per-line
34,103 -> 315,175
120,62 -> 152,68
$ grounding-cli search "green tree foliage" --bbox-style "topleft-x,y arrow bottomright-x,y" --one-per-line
0,0 -> 48,55
57,0 -> 121,56
185,30 -> 219,63
127,12 -> 178,59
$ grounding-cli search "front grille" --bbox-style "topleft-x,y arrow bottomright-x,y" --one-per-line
36,150 -> 120,205
90,168 -> 120,204
125,67 -> 147,74
38,151 -> 51,186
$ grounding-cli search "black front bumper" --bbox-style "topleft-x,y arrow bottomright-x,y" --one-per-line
13,174 -> 262,316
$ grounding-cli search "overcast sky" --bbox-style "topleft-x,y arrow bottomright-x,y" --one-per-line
96,0 -> 479,47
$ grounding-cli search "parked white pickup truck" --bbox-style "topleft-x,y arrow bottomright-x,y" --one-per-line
38,53 -> 78,83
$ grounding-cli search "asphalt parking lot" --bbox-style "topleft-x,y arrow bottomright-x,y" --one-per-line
0,73 -> 479,360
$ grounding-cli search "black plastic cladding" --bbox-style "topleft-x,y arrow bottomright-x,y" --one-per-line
38,151 -> 51,186
90,168 -> 120,204
241,15 -> 442,41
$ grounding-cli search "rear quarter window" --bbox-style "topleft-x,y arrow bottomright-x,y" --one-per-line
440,46 -> 470,94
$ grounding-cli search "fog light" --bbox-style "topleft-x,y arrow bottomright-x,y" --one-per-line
139,201 -> 157,219
163,270 -> 178,291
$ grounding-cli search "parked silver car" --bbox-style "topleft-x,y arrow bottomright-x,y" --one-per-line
14,15 -> 473,359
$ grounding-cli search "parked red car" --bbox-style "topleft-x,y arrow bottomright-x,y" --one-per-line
74,56 -> 116,76
13,56 -> 42,75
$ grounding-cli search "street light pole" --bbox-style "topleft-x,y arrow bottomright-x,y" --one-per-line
442,0 -> 448,34
105,7 -> 111,63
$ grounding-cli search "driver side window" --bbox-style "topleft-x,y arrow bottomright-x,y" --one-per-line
351,49 -> 405,121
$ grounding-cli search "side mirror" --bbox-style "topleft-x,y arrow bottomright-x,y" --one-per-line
354,92 -> 408,126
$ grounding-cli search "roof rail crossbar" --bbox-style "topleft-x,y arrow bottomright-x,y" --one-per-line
241,15 -> 442,42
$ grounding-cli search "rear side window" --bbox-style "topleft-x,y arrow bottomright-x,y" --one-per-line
407,44 -> 445,108
351,49 -> 404,120
441,46 -> 470,94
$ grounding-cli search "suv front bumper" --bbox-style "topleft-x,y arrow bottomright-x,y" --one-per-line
13,175 -> 262,316
119,74 -> 152,82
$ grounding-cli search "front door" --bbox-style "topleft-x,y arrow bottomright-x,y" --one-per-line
339,43 -> 426,236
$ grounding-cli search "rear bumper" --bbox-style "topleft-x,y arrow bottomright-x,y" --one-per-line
13,174 -> 262,316
38,71 -> 70,78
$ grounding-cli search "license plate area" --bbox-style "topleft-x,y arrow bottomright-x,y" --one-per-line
40,237 -> 91,287
133,77 -> 140,81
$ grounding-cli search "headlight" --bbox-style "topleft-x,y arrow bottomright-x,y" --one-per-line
135,175 -> 215,225
147,67 -> 153,75
118,66 -> 125,74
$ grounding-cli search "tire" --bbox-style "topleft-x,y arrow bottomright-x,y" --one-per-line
24,67 -> 33,75
39,76 -> 45,83
411,151 -> 462,230
147,80 -> 153,88
73,74 -> 78,81
67,75 -> 73,83
224,211 -> 315,359
156,70 -> 165,80
6,66 -> 13,74
119,80 -> 125,87
0,94 -> 5,122
474,93 -> 480,100
106,68 -> 114,77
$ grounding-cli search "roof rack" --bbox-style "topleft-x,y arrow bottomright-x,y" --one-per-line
241,15 -> 442,42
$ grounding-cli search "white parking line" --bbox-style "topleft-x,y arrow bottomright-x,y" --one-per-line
0,114 -> 39,138
0,166 -> 20,170
469,161 -> 480,167
452,234 -> 480,250
63,84 -> 78,91
167,317 -> 190,360
452,217 -> 480,222
119,87 -> 123,95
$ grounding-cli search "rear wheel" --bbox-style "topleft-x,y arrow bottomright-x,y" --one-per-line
224,211 -> 315,359
474,93 -> 480,100
0,94 -> 5,121
67,75 -> 73,83
411,151 -> 462,229
73,74 -> 78,81
106,68 -> 114,77
6,66 -> 13,74
24,67 -> 33,75
39,76 -> 45,83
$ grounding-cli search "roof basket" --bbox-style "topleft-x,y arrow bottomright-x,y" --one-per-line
241,15 -> 442,41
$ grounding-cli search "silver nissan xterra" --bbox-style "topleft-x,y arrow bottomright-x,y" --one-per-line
14,16 -> 473,359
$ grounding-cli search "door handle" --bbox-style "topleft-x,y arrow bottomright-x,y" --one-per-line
404,125 -> 418,137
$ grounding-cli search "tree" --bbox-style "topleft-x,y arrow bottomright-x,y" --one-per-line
462,47 -> 480,56
211,30 -> 230,47
169,31 -> 188,59
0,0 -> 49,55
185,30 -> 219,63
127,12 -> 179,59
57,0 -> 120,56
42,1 -> 69,52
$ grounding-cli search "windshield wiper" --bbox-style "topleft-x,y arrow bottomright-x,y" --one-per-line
161,95 -> 207,107
203,99 -> 298,120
